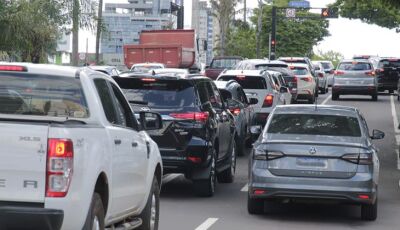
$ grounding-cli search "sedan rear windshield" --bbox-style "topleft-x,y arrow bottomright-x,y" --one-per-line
0,73 -> 89,118
291,67 -> 309,75
211,59 -> 241,69
115,78 -> 196,107
218,76 -> 267,89
378,59 -> 400,68
338,62 -> 372,71
267,114 -> 361,137
321,62 -> 333,70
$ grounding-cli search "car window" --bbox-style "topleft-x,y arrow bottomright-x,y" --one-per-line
338,62 -> 372,71
94,79 -> 118,125
210,83 -> 224,109
291,67 -> 309,75
321,62 -> 332,70
267,114 -> 362,137
211,59 -> 241,69
218,75 -> 267,89
378,59 -> 400,68
237,87 -> 248,104
110,83 -> 138,129
196,81 -> 210,105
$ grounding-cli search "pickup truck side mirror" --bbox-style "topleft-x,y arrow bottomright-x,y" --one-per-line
139,112 -> 163,131
249,98 -> 258,105
371,129 -> 385,140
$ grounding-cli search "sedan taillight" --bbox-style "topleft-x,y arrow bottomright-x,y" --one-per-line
341,153 -> 372,165
46,139 -> 74,197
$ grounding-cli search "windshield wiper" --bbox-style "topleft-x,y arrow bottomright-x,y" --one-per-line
129,100 -> 149,105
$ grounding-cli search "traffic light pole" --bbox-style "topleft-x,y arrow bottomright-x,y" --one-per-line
270,6 -> 277,60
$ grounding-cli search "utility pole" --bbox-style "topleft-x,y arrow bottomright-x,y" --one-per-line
95,0 -> 103,64
256,0 -> 263,58
270,6 -> 277,60
243,0 -> 247,24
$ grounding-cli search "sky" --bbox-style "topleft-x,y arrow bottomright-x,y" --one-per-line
80,0 -> 400,59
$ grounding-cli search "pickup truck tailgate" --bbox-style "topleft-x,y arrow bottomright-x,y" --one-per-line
0,123 -> 48,202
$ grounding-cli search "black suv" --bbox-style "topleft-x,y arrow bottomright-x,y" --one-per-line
115,74 -> 236,197
376,58 -> 400,93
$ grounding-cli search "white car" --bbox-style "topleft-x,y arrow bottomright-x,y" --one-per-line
0,63 -> 163,230
130,62 -> 165,73
267,70 -> 292,104
312,61 -> 329,94
217,70 -> 286,126
289,63 -> 317,103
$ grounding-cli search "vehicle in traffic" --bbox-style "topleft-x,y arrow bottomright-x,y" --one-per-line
89,65 -> 120,77
235,59 -> 298,103
332,60 -> 378,101
267,70 -> 292,104
130,62 -> 165,73
248,105 -> 384,221
205,56 -> 243,80
312,61 -> 329,94
0,63 -> 164,230
279,57 -> 319,98
114,74 -> 237,197
288,64 -> 317,104
353,55 -> 380,68
318,60 -> 335,86
217,70 -> 287,127
375,58 -> 400,94
215,80 -> 257,156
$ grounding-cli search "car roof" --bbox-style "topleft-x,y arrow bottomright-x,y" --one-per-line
220,69 -> 265,76
340,59 -> 371,64
274,105 -> 359,117
153,68 -> 189,74
0,62 -> 82,77
279,57 -> 309,60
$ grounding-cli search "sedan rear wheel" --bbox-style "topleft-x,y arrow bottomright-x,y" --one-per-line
361,199 -> 378,221
247,194 -> 264,214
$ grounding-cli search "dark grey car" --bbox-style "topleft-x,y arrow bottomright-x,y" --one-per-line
248,105 -> 384,221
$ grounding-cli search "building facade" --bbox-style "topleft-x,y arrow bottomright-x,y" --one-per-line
192,0 -> 214,65
101,0 -> 176,54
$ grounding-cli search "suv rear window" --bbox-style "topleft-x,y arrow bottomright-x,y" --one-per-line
290,67 -> 309,75
115,78 -> 196,107
218,76 -> 267,89
211,59 -> 241,69
378,59 -> 400,68
0,73 -> 89,118
338,62 -> 372,71
267,114 -> 361,137
321,62 -> 333,70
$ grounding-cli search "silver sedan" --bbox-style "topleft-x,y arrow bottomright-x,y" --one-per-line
248,105 -> 384,221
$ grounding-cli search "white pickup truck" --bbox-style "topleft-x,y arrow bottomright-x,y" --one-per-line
0,64 -> 163,230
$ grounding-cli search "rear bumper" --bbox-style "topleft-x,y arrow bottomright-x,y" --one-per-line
332,85 -> 377,95
377,82 -> 397,91
250,168 -> 377,204
0,205 -> 63,230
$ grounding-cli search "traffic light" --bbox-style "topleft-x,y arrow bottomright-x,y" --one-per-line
321,8 -> 338,18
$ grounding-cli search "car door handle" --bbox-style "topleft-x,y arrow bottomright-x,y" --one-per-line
132,142 -> 138,147
114,139 -> 122,145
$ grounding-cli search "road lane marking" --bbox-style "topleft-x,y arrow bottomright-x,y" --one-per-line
390,96 -> 400,134
241,183 -> 248,192
195,218 -> 218,230
321,94 -> 332,105
162,174 -> 180,185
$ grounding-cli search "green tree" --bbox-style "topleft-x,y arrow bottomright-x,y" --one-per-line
225,21 -> 257,58
312,50 -> 344,67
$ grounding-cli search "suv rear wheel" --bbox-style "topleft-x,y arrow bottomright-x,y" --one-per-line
361,199 -> 378,221
247,194 -> 264,214
194,154 -> 216,197
218,139 -> 236,183
138,177 -> 160,230
83,193 -> 105,230
332,93 -> 339,101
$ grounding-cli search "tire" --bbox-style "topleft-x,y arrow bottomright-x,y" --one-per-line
389,90 -> 394,94
361,199 -> 378,221
247,194 -> 264,214
138,177 -> 160,230
236,135 -> 245,157
308,94 -> 315,104
218,139 -> 236,183
194,154 -> 216,197
332,93 -> 339,101
372,94 -> 378,101
82,193 -> 105,230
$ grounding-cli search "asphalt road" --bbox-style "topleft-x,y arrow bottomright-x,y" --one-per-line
159,91 -> 400,230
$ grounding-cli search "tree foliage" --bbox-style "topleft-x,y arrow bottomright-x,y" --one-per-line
225,21 -> 257,58
312,50 -> 344,67
332,0 -> 400,31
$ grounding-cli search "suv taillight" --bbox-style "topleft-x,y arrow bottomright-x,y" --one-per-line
262,94 -> 274,107
229,108 -> 241,116
170,112 -> 209,123
46,139 -> 74,197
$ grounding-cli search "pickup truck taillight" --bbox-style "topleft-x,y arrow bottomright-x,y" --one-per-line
262,94 -> 274,107
46,139 -> 74,197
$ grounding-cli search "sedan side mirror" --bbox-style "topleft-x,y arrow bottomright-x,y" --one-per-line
249,98 -> 258,105
139,111 -> 163,131
371,129 -> 385,140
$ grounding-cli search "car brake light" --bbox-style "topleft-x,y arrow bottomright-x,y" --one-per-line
170,112 -> 209,123
46,139 -> 73,197
141,78 -> 156,82
318,73 -> 324,78
188,156 -> 202,163
0,65 -> 27,72
253,189 -> 266,195
262,94 -> 274,107
236,75 -> 246,79
292,76 -> 298,83
358,195 -> 370,200
334,70 -> 344,75
230,108 -> 241,116
365,71 -> 375,76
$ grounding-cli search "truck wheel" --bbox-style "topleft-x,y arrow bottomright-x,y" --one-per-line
372,94 -> 378,101
361,199 -> 378,221
247,194 -> 264,214
194,154 -> 216,197
236,135 -> 245,156
332,93 -> 339,101
218,139 -> 236,183
138,177 -> 160,230
82,193 -> 105,230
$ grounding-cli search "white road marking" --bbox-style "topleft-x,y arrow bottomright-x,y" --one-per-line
162,174 -> 180,185
240,183 -> 248,192
390,96 -> 400,170
321,94 -> 332,105
195,218 -> 219,230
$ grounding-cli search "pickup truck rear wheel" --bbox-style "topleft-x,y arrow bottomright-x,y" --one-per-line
193,154 -> 216,197
138,177 -> 160,230
83,193 -> 105,230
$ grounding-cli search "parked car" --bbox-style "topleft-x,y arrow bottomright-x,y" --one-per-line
248,105 -> 384,221
288,63 -> 317,104
312,61 -> 329,94
318,61 -> 335,86
235,59 -> 298,102
332,60 -> 378,101
279,57 -> 319,98
0,63 -> 164,230
114,74 -> 237,197
130,62 -> 165,73
205,56 -> 243,80
375,58 -> 400,94
215,80 -> 258,156
89,65 -> 120,77
217,70 -> 287,127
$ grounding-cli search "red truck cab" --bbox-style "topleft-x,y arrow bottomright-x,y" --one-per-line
205,56 -> 243,80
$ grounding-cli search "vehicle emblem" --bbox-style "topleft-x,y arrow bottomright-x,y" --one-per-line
309,147 -> 317,155
140,107 -> 150,112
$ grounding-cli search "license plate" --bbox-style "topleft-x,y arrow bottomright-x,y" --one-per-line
296,157 -> 327,168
